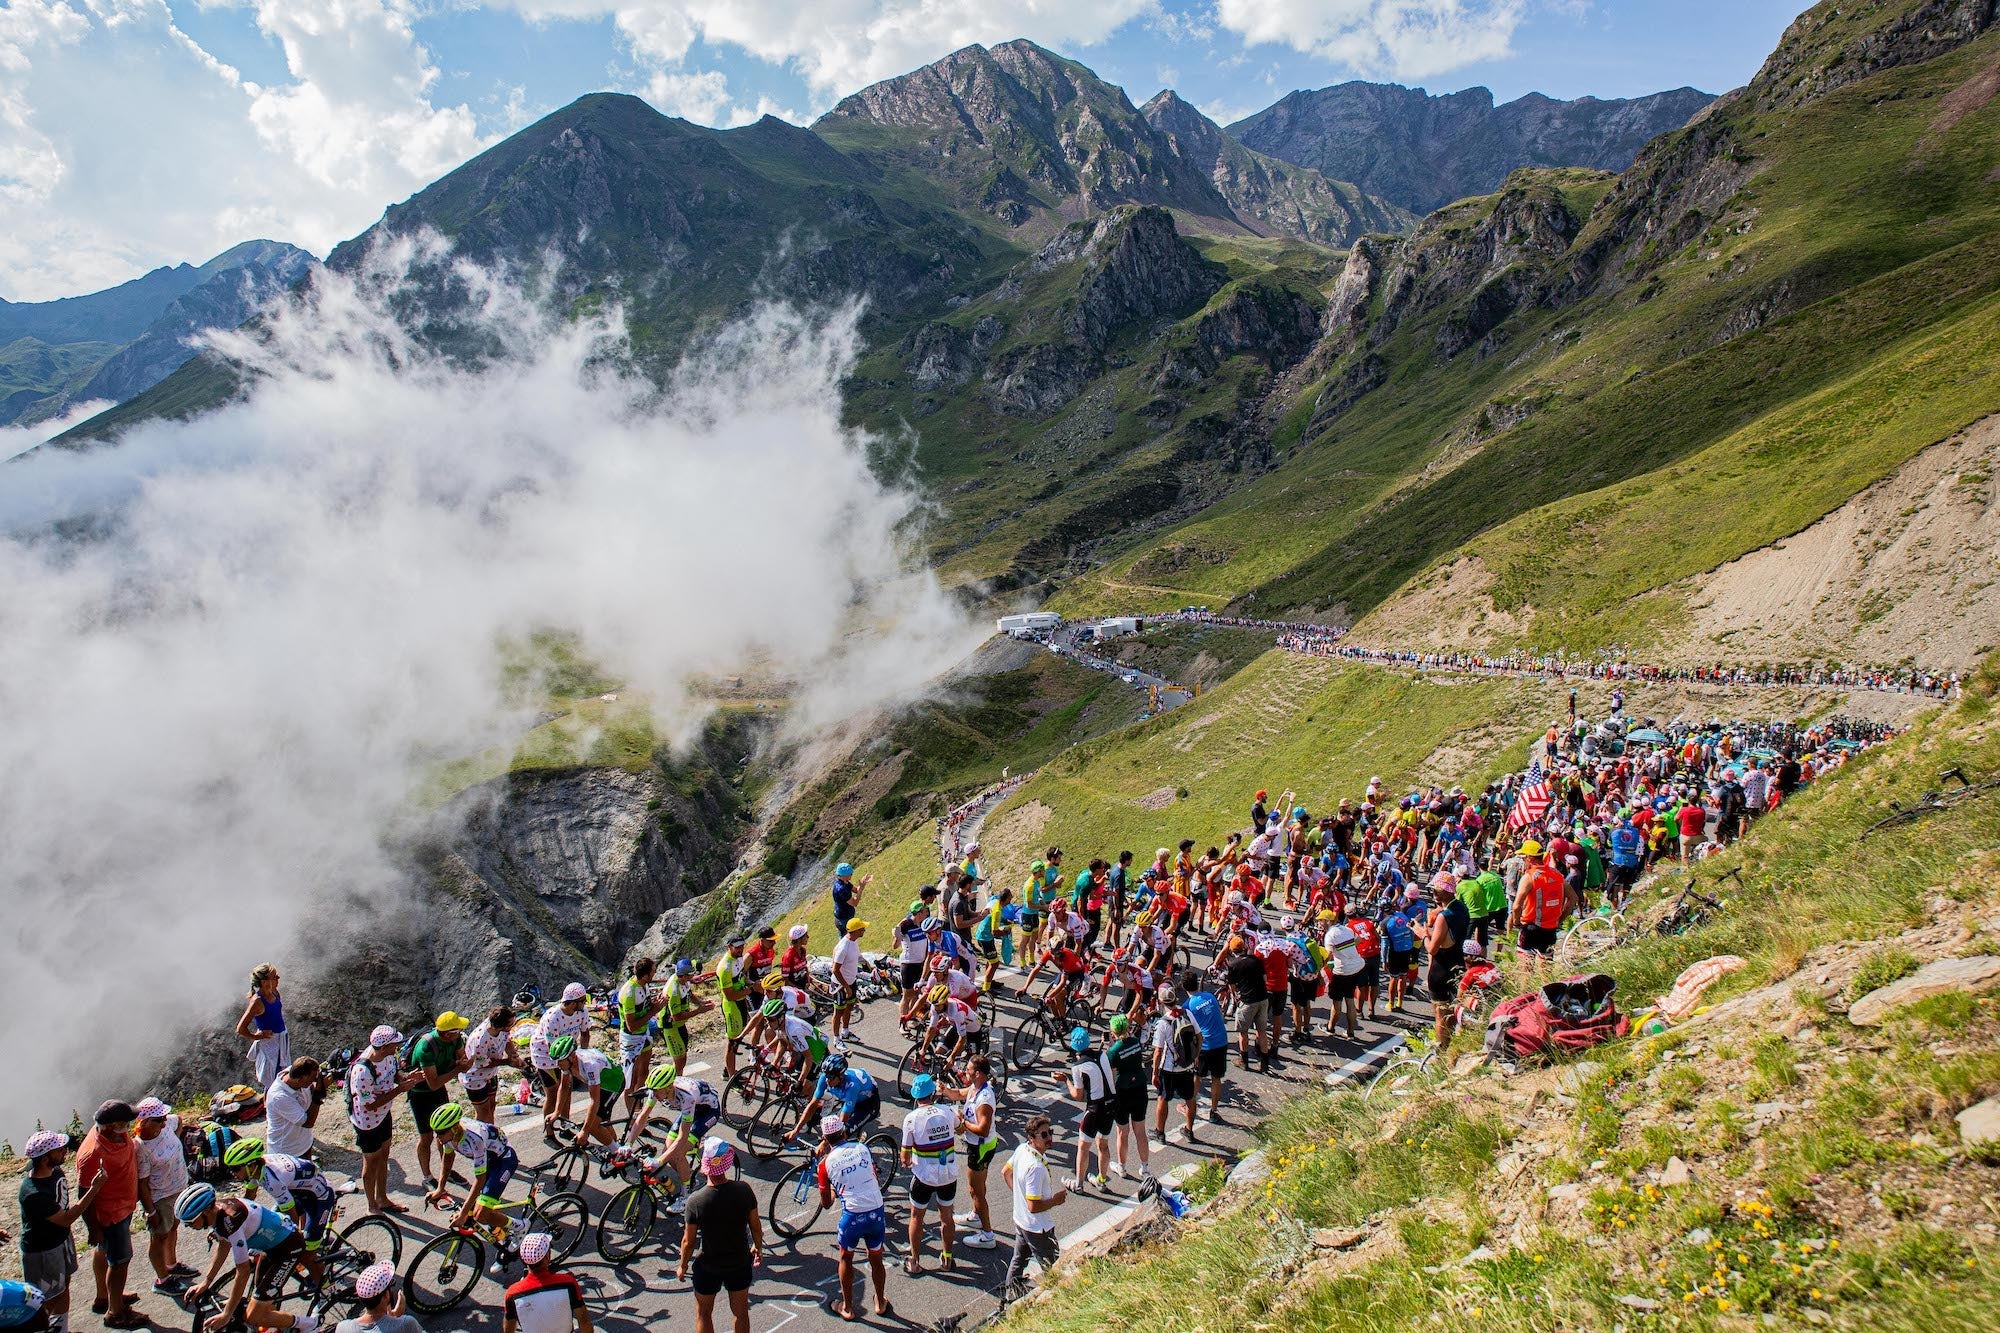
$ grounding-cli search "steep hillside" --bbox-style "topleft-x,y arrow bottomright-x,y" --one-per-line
1230,79 -> 1714,214
1067,0 -> 2000,668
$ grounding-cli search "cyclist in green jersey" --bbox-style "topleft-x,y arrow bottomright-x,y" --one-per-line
658,959 -> 714,1079
714,936 -> 752,1079
615,958 -> 665,1112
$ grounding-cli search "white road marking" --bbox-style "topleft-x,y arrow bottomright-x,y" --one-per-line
1057,1196 -> 1140,1249
1323,1034 -> 1407,1087
501,1114 -> 545,1137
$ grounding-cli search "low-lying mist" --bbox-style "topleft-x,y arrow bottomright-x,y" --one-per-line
0,239 -> 980,1130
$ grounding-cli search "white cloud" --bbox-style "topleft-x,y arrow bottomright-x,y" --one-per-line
643,66 -> 732,122
0,397 -> 113,463
1214,0 -> 1526,81
0,1 -> 489,300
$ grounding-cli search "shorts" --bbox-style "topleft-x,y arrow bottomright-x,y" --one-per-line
661,1025 -> 690,1059
909,1177 -> 959,1208
252,1234 -> 306,1301
722,998 -> 748,1042
1427,962 -> 1461,1005
144,1194 -> 180,1233
355,1117 -> 394,1154
837,1206 -> 887,1253
690,1259 -> 753,1296
1328,973 -> 1357,1003
900,962 -> 925,990
1610,863 -> 1640,889
844,1089 -> 882,1133
1288,978 -> 1318,1007
464,1077 -> 498,1107
834,982 -> 858,1008
1234,998 -> 1270,1034
975,938 -> 999,961
1519,924 -> 1559,955
1157,1069 -> 1196,1102
1112,1085 -> 1148,1125
479,1147 -> 520,1204
1357,955 -> 1381,988
619,1028 -> 651,1066
408,1082 -> 449,1134
1018,913 -> 1042,932
292,1190 -> 336,1248
681,1106 -> 722,1143
22,1240 -> 76,1299
1079,1101 -> 1114,1139
966,1139 -> 1000,1172
1196,1047 -> 1227,1080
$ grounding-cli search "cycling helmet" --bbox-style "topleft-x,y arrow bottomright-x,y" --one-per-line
646,1065 -> 675,1092
598,1066 -> 625,1094
927,952 -> 949,970
821,1054 -> 849,1080
175,1183 -> 217,1222
760,998 -> 785,1017
429,1104 -> 466,1134
835,863 -> 855,878
674,958 -> 694,976
222,1137 -> 266,1168
548,1035 -> 577,1061
1067,1027 -> 1091,1052
0,1282 -> 45,1322
761,973 -> 784,991
926,984 -> 949,1004
909,1074 -> 937,1100
921,916 -> 943,932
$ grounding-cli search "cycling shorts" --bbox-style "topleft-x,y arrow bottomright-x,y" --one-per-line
721,998 -> 747,1041
661,1024 -> 690,1059
966,1139 -> 1000,1172
251,1234 -> 306,1301
839,1089 -> 881,1134
670,1107 -> 721,1145
477,1145 -> 520,1205
289,1191 -> 335,1248
836,1207 -> 887,1253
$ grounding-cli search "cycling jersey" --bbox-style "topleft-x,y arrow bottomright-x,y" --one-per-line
780,1013 -> 819,1053
715,952 -> 747,995
942,968 -> 976,1002
455,1120 -> 511,1175
816,1140 -> 884,1214
216,1200 -> 297,1266
901,1105 -> 958,1187
617,976 -> 655,1034
662,975 -> 697,1025
934,997 -> 980,1036
779,985 -> 813,1018
897,920 -> 930,966
0,1281 -> 45,1330
814,1069 -> 879,1118
1043,946 -> 1089,976
664,1078 -> 722,1140
259,1153 -> 334,1209
957,1083 -> 998,1149
572,1047 -> 611,1089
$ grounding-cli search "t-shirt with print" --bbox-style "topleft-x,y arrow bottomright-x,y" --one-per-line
348,1054 -> 401,1132
18,1172 -> 69,1255
133,1117 -> 189,1204
529,1006 -> 591,1072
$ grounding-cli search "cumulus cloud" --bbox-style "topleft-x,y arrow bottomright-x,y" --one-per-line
0,398 -> 114,463
0,242 -> 979,1129
1214,0 -> 1528,81
0,1 -> 488,299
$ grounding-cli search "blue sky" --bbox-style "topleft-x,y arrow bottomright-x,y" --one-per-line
0,1 -> 1811,300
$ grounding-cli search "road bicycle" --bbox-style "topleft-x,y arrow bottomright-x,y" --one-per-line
764,1127 -> 905,1240
1005,981 -> 1101,1073
183,1205 -> 402,1333
594,1152 -> 741,1264
1656,866 -> 1742,935
402,1170 -> 589,1314
739,1062 -> 816,1161
1861,765 -> 2000,840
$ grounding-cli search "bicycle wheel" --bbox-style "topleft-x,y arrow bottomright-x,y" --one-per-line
184,1283 -> 243,1333
529,1191 -> 590,1263
337,1211 -> 403,1267
1560,915 -> 1624,961
595,1183 -> 658,1264
403,1231 -> 483,1314
895,1044 -> 939,1102
1364,1055 -> 1425,1103
744,1093 -> 800,1160
543,1144 -> 592,1193
721,1068 -> 762,1133
765,1161 -> 825,1240
864,1130 -> 903,1198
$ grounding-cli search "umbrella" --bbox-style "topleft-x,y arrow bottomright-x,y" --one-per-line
1626,727 -> 1669,743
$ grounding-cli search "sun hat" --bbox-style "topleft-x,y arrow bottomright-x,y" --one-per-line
369,1025 -> 404,1047
701,1137 -> 735,1177
518,1233 -> 552,1266
1067,1027 -> 1091,1051
23,1130 -> 68,1159
134,1097 -> 172,1121
820,1114 -> 846,1137
354,1262 -> 397,1301
909,1074 -> 937,1100
561,982 -> 588,1002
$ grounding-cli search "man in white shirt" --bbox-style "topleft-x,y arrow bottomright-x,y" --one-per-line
264,1059 -> 326,1160
830,919 -> 866,1043
1001,1115 -> 1066,1298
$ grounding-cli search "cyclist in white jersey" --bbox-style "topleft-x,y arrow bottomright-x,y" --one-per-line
428,1104 -> 521,1237
176,1186 -> 314,1333
623,1070 -> 721,1203
814,1116 -> 888,1320
899,1076 -> 959,1274
222,1139 -> 335,1270
923,993 -> 983,1067
938,1054 -> 1000,1249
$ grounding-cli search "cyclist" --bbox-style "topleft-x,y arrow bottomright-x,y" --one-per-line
814,1116 -> 889,1321
937,1053 -> 1000,1250
176,1183 -> 317,1333
922,988 -> 984,1069
427,1104 -> 522,1250
547,1035 -> 623,1149
658,958 -> 713,1083
0,1281 -> 48,1333
899,1075 -> 958,1274
714,935 -> 753,1079
790,1052 -> 879,1143
759,1004 -> 828,1084
624,1070 -> 721,1204
926,914 -> 974,977
614,958 -> 666,1105
221,1139 -> 333,1282
1018,900 -> 1090,996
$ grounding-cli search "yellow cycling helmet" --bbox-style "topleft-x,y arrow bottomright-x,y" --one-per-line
926,984 -> 949,1005
761,973 -> 784,991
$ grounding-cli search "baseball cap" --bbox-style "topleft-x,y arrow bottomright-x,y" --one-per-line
354,1262 -> 397,1301
727,934 -> 747,947
847,919 -> 868,933
370,1025 -> 404,1047
434,1011 -> 471,1032
518,1233 -> 552,1266
561,982 -> 588,1002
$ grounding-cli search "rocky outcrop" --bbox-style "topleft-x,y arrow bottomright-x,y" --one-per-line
982,341 -> 1095,416
1059,207 -> 1225,352
1749,0 -> 1996,111
901,322 -> 976,390
1156,279 -> 1323,387
1230,80 -> 1713,215
1139,90 -> 1414,244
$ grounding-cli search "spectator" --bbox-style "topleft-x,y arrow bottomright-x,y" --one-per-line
18,1129 -> 97,1333
461,1008 -> 519,1128
1001,1114 -> 1066,1299
500,1234 -> 590,1333
1676,796 -> 1708,861
334,1262 -> 421,1333
75,1102 -> 140,1328
677,1139 -> 760,1333
829,919 -> 865,1044
828,864 -> 870,937
235,964 -> 290,1091
405,1013 -> 473,1194
348,1026 -> 423,1215
264,1058 -> 328,1160
1149,992 -> 1200,1144
1179,974 -> 1231,1124
131,1099 -> 193,1296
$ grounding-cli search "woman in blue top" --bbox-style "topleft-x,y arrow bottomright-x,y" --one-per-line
236,964 -> 288,1090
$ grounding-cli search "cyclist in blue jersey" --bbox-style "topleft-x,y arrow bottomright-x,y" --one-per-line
176,1184 -> 316,1333
0,1281 -> 48,1333
789,1053 -> 879,1144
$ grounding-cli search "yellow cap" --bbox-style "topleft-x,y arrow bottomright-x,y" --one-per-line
847,918 -> 868,933
1519,839 -> 1543,856
434,1011 -> 471,1032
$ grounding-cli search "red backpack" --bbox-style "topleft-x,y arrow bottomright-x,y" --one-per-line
1349,918 -> 1381,959
1485,974 -> 1629,1062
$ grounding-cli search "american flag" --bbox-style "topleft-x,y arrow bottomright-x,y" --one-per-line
1508,759 -> 1553,831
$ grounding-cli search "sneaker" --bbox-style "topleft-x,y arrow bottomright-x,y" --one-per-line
963,1231 -> 998,1250
153,1277 -> 189,1296
1109,1162 -> 1126,1178
1089,1173 -> 1110,1190
1062,1176 -> 1084,1192
422,1176 -> 439,1192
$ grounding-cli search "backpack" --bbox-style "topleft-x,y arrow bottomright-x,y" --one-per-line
185,1121 -> 237,1184
1485,974 -> 1629,1063
1172,1015 -> 1200,1068
207,1085 -> 265,1125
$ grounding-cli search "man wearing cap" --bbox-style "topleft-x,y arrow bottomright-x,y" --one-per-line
348,1026 -> 425,1215
779,924 -> 812,993
816,1114 -> 889,1319
19,1129 -> 98,1333
899,1075 -> 958,1274
407,1014 -> 473,1196
529,985 -> 594,1144
894,900 -> 931,1023
131,1098 -> 192,1296
76,1102 -> 140,1327
714,936 -> 753,1080
678,1139 -> 760,1333
829,864 -> 871,939
830,918 -> 866,1044
500,1234 -> 590,1333
333,1261 -> 419,1333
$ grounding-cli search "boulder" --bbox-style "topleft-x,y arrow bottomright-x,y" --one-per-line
1848,955 -> 2000,1025
1957,1094 -> 2000,1150
1660,1156 -> 1693,1187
